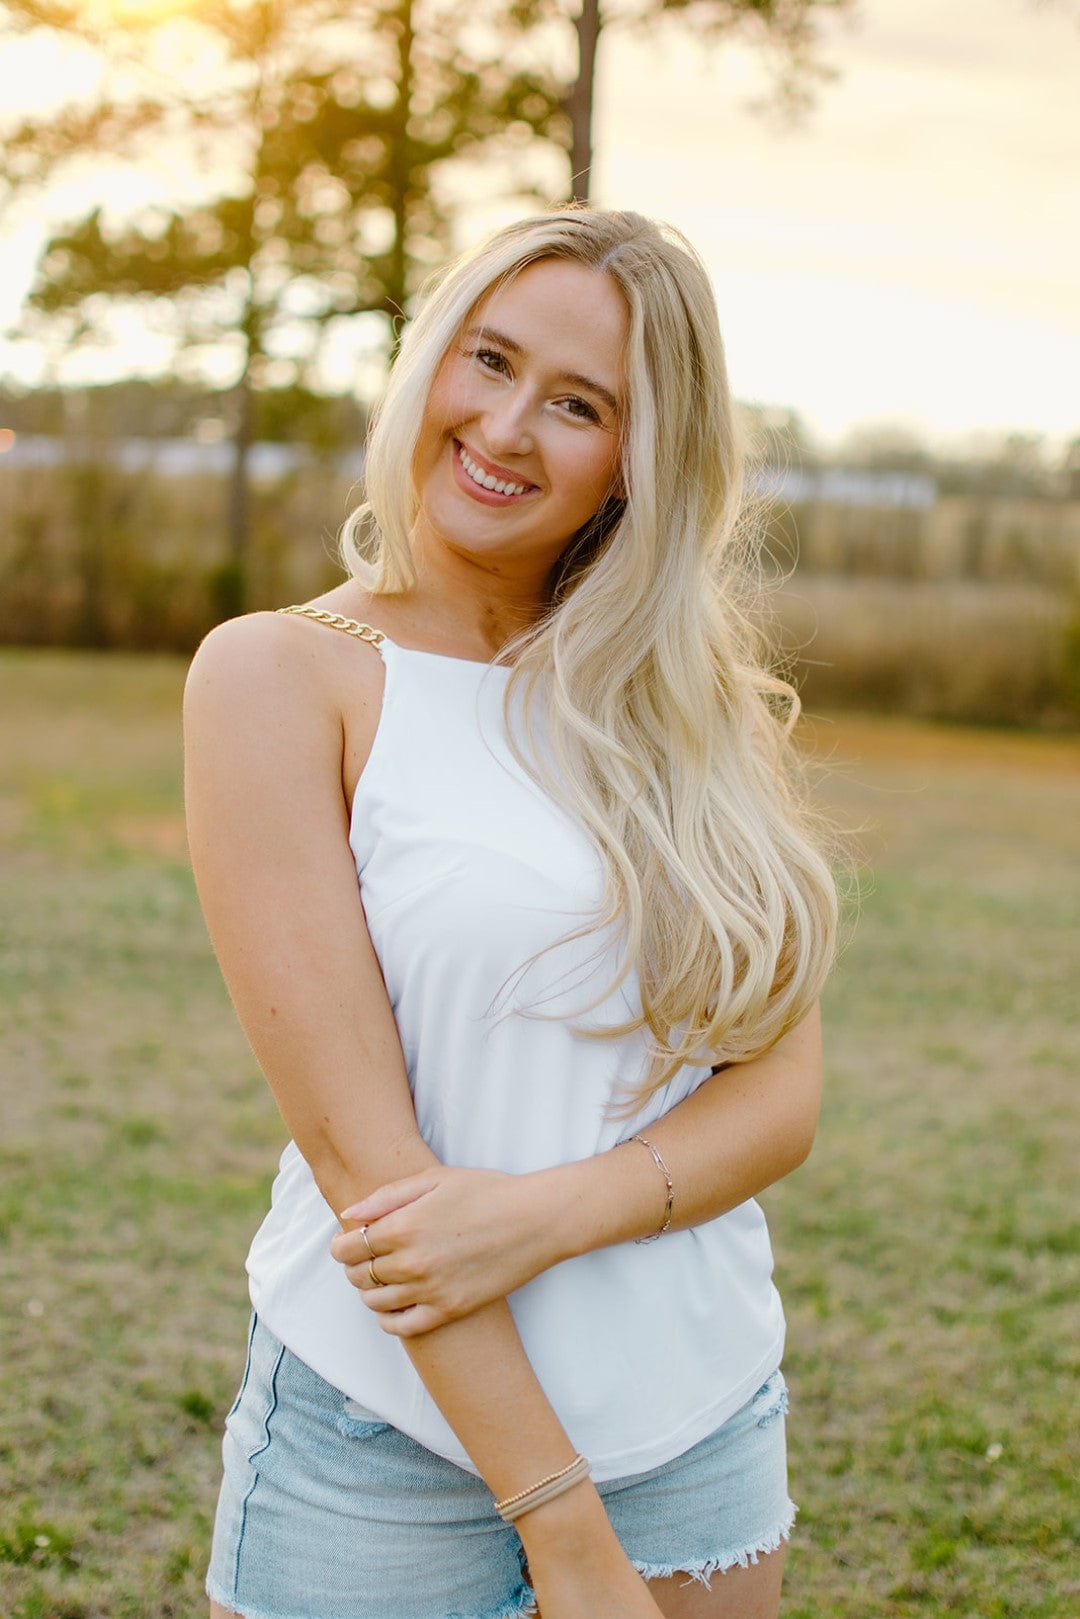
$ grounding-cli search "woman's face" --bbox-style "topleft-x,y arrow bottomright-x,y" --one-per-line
412,258 -> 629,584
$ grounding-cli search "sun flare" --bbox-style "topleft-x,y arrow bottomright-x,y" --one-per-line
91,0 -> 204,22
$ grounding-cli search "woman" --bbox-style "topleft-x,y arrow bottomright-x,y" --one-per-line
184,206 -> 838,1619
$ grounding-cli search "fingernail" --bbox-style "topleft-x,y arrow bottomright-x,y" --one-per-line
338,1204 -> 363,1221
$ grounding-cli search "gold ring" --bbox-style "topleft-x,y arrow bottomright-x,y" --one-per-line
367,1258 -> 387,1287
359,1224 -> 376,1261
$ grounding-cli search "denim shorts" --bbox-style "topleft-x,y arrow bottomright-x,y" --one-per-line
206,1314 -> 794,1619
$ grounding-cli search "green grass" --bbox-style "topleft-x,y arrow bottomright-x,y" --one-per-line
1,651 -> 1077,1618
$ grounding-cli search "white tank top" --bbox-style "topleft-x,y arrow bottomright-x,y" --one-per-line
246,629 -> 784,1482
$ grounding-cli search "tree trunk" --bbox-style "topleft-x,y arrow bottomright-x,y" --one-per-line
222,364 -> 254,620
387,0 -> 414,334
566,0 -> 601,201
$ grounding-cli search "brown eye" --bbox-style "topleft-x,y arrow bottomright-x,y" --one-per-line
563,396 -> 601,423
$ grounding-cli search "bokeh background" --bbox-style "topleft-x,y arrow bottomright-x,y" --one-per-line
2,3 -> 1077,1616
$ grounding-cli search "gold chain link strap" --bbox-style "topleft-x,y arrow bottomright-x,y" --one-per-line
276,605 -> 385,644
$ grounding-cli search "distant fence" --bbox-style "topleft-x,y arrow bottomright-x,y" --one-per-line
1,442 -> 1077,728
2,432 -> 364,482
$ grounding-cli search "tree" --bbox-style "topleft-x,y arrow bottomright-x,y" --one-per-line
1063,435 -> 1080,500
0,0 -> 566,608
838,421 -> 936,477
561,0 -> 856,201
2,0 -> 856,609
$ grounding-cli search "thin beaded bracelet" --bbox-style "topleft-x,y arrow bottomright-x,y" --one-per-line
630,1134 -> 675,1242
493,1453 -> 591,1522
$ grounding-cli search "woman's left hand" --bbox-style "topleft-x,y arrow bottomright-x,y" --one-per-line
329,1166 -> 560,1336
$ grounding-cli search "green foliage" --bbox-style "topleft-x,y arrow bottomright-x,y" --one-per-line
620,0 -> 854,99
5,0 -> 568,374
555,0 -> 856,195
2,0 -> 858,601
177,1390 -> 217,1425
3,0 -> 858,364
1,0 -> 568,601
0,1520 -> 76,1572
208,559 -> 246,625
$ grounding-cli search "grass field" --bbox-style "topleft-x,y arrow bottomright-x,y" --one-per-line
1,649 -> 1077,1619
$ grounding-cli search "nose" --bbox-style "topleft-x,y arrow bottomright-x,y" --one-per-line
482,385 -> 535,457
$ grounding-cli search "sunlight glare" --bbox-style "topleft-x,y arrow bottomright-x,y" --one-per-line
89,0 -> 204,22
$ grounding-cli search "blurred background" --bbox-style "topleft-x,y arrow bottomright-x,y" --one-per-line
2,4 -> 1077,1618
1,0 -> 1078,726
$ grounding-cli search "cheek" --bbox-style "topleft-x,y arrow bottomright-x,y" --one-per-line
569,441 -> 622,507
415,373 -> 467,486
426,360 -> 474,433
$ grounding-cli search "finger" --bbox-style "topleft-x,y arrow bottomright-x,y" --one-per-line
358,1282 -> 421,1314
330,1229 -> 387,1265
339,1172 -> 438,1225
375,1304 -> 450,1339
342,1260 -> 398,1292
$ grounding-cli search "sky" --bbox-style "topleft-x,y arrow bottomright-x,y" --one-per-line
1,0 -> 1078,447
588,0 -> 1080,445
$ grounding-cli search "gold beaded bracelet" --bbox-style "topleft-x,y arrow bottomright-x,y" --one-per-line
493,1453 -> 591,1522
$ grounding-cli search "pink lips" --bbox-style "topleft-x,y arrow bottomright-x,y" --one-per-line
453,439 -> 537,505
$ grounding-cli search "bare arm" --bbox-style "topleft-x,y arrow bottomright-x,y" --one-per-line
334,998 -> 821,1333
183,614 -> 662,1616
552,1005 -> 822,1251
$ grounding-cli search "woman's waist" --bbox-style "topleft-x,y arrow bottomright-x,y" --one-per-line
247,1176 -> 783,1482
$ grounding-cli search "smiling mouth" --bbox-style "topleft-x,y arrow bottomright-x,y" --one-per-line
455,439 -> 536,498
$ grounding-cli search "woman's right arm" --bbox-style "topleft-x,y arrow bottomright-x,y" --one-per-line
183,615 -> 661,1618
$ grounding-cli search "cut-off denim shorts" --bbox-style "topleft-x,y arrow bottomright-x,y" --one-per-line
207,1314 -> 795,1619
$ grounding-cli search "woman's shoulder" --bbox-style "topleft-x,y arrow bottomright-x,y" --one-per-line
184,600 -> 386,772
185,610 -> 321,722
188,606 -> 298,672
188,594 -> 385,700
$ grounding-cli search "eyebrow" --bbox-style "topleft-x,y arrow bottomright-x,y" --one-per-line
463,325 -> 621,416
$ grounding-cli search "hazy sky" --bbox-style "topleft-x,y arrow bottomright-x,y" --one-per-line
1,0 -> 1077,445
589,0 -> 1080,443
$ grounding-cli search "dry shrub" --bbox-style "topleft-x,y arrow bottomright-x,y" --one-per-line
773,578 -> 1075,729
765,496 -> 1080,589
0,458 -> 347,650
2,457 -> 1078,729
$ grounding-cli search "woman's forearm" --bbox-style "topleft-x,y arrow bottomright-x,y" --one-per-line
401,1308 -> 650,1592
238,986 -> 602,1519
307,1167 -> 583,1504
332,1005 -> 823,1332
540,1003 -> 822,1265
402,1304 -> 574,1493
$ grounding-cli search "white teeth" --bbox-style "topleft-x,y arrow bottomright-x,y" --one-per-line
458,442 -> 527,496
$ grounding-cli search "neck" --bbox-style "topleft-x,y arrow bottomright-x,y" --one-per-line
406,532 -> 553,656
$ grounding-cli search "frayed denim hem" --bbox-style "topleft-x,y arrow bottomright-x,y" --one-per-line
206,1575 -> 279,1619
629,1497 -> 797,1590
208,1576 -> 536,1619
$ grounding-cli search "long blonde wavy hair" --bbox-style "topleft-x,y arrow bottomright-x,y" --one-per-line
342,206 -> 838,1098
